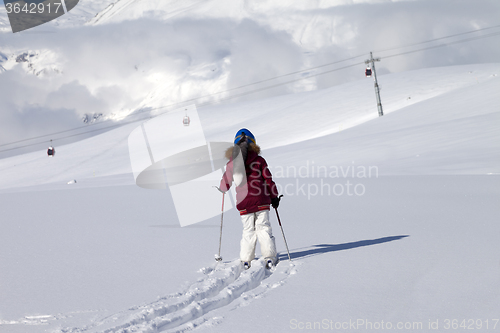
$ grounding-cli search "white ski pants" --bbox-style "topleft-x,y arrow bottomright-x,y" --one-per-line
240,210 -> 277,262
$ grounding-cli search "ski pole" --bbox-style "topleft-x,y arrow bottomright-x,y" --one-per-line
274,195 -> 292,262
214,187 -> 225,262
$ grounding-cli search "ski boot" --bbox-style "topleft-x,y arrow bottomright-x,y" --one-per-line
265,257 -> 278,270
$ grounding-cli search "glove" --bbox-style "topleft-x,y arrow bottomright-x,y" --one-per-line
271,196 -> 281,209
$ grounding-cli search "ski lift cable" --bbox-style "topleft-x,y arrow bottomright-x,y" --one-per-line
0,121 -> 135,153
372,24 -> 500,55
0,54 -> 370,150
382,31 -> 500,60
0,61 -> 366,154
1,25 -> 498,149
1,25 -> 499,153
0,54 -> 368,149
0,121 -> 115,148
126,28 -> 500,117
3,30 -> 500,154
195,61 -> 366,104
109,29 -> 500,115
101,53 -> 369,118
66,26 -> 500,121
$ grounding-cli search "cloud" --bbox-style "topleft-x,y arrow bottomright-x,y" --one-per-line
45,81 -> 108,116
0,17 -> 305,156
305,0 -> 500,88
225,19 -> 305,99
0,68 -> 97,156
0,0 -> 499,157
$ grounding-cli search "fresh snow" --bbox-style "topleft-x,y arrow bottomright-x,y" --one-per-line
0,63 -> 499,333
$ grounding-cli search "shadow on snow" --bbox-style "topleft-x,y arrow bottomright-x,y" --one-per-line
279,235 -> 409,261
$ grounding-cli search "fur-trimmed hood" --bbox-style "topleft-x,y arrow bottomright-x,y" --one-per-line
225,142 -> 261,160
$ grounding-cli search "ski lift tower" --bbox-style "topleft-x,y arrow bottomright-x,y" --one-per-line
365,52 -> 384,117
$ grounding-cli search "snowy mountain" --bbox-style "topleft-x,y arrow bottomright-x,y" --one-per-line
0,1 -> 499,332
1,0 -> 499,157
1,63 -> 498,190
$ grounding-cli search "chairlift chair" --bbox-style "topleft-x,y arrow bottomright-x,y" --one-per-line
183,115 -> 190,126
365,67 -> 372,77
47,139 -> 55,157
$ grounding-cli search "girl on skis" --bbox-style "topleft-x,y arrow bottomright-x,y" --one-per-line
219,128 -> 281,269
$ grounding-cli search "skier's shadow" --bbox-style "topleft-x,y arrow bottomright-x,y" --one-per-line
279,235 -> 409,261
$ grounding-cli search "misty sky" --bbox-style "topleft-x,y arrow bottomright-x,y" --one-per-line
0,0 -> 499,157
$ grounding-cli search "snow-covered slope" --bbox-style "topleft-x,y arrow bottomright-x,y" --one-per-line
268,67 -> 500,175
1,0 -> 499,331
0,63 -> 498,191
0,63 -> 499,333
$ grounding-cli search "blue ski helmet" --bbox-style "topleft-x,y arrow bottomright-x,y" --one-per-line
234,128 -> 256,145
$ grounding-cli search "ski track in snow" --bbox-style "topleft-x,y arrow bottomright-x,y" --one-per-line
52,258 -> 297,333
